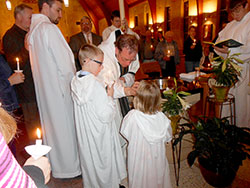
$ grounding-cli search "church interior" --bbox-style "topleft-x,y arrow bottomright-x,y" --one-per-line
0,0 -> 250,187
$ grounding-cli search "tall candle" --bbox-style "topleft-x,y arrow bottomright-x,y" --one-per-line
36,128 -> 42,145
16,57 -> 20,71
119,0 -> 125,20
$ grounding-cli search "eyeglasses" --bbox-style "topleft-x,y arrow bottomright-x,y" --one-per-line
89,58 -> 103,65
81,22 -> 91,25
118,51 -> 136,63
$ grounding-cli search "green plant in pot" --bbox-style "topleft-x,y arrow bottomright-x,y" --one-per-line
173,117 -> 250,187
209,52 -> 243,102
162,78 -> 191,135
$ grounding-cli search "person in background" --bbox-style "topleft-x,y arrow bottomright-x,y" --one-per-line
0,107 -> 51,188
199,44 -> 214,70
139,30 -> 158,63
27,0 -> 80,178
71,44 -> 126,188
158,31 -> 165,42
214,0 -> 250,127
0,53 -> 24,157
183,26 -> 202,73
3,4 -> 40,143
69,16 -> 102,71
121,80 -> 172,188
102,10 -> 139,41
155,31 -> 180,77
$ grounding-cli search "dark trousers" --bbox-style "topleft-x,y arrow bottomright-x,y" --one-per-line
162,56 -> 176,77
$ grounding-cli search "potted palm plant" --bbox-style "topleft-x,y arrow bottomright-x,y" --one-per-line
173,117 -> 250,187
209,52 -> 243,102
162,78 -> 190,135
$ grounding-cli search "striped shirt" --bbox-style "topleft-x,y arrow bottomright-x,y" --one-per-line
0,132 -> 37,188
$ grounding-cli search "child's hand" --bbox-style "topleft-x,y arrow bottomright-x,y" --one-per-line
107,83 -> 114,97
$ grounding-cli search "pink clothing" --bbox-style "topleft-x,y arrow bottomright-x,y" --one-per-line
0,132 -> 37,188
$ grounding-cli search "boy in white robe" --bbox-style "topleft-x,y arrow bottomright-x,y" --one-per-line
121,80 -> 173,188
71,44 -> 127,188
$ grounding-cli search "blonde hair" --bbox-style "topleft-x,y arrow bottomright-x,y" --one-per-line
133,80 -> 161,114
78,44 -> 104,66
0,107 -> 17,143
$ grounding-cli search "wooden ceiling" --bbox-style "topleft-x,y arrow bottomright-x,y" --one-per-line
78,0 -> 147,32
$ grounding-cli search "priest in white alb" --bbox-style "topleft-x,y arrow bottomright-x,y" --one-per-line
27,0 -> 80,178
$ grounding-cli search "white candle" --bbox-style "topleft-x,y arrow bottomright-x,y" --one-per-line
119,0 -> 125,20
36,128 -> 42,145
167,50 -> 170,57
16,57 -> 20,71
193,39 -> 196,46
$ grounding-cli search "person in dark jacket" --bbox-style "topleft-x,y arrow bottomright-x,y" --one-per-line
183,26 -> 202,73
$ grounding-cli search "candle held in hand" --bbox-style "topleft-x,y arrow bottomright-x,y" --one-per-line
167,50 -> 170,57
16,57 -> 20,71
193,39 -> 196,46
36,128 -> 42,145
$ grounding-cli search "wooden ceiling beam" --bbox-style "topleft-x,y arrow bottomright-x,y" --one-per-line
148,0 -> 156,24
78,0 -> 100,34
94,0 -> 111,26
127,0 -> 146,8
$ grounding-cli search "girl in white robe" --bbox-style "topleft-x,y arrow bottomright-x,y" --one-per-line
121,80 -> 172,188
71,44 -> 127,188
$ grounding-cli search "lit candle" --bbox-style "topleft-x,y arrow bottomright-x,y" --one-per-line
193,39 -> 196,46
150,44 -> 153,49
167,50 -> 171,57
16,57 -> 20,71
208,63 -> 211,68
168,76 -> 171,80
36,128 -> 42,145
159,79 -> 163,89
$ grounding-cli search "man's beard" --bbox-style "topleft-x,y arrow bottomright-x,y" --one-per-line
50,17 -> 60,25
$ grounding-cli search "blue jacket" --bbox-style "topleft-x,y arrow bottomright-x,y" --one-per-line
0,54 -> 19,111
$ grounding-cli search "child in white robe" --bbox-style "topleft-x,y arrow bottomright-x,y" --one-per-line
71,44 -> 127,188
121,80 -> 172,188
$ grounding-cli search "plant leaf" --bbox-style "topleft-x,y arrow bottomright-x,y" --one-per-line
187,151 -> 199,167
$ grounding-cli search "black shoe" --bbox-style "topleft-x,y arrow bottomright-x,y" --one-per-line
119,185 -> 126,188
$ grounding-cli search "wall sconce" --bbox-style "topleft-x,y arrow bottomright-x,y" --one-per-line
6,0 -> 11,10
64,0 -> 69,7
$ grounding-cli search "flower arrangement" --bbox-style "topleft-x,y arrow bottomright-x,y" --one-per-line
162,78 -> 191,116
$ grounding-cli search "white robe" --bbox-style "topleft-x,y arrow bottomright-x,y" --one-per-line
97,30 -> 140,146
215,12 -> 250,127
27,14 -> 80,178
71,72 -> 127,188
102,25 -> 140,41
121,110 -> 172,188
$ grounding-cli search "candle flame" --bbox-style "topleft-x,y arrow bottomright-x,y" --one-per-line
194,39 -> 196,43
168,76 -> 170,79
36,128 -> 41,139
16,57 -> 19,62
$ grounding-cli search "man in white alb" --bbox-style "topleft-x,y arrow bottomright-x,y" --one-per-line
214,0 -> 250,127
27,0 -> 80,178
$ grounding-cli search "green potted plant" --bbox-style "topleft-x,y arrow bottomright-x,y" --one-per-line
162,78 -> 190,135
173,117 -> 250,187
209,52 -> 243,101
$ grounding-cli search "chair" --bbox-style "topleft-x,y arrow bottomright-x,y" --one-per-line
140,61 -> 162,78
